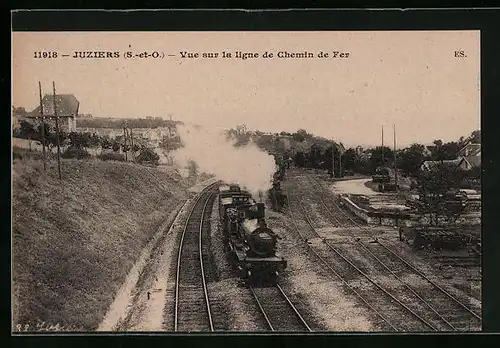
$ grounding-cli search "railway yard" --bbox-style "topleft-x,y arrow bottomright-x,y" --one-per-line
97,167 -> 481,333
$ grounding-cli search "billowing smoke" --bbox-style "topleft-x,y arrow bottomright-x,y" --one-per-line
153,147 -> 170,165
172,124 -> 277,197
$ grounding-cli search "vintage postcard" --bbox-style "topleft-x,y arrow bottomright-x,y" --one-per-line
12,29 -> 481,333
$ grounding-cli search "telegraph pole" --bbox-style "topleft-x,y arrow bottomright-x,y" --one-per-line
394,123 -> 398,191
129,127 -> 135,162
123,121 -> 128,161
53,82 -> 62,180
381,125 -> 385,166
38,81 -> 46,170
339,143 -> 342,178
331,142 -> 335,178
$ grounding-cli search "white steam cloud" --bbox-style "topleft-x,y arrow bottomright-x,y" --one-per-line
153,148 -> 170,165
172,124 -> 277,197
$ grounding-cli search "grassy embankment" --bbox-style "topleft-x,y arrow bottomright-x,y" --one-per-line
12,154 -> 189,331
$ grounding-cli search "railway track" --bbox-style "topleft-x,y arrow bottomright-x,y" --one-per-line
287,193 -> 436,331
284,195 -> 398,331
303,175 -> 482,331
249,284 -> 312,332
174,185 -> 217,332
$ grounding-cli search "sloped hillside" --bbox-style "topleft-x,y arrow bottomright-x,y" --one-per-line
12,158 -> 188,330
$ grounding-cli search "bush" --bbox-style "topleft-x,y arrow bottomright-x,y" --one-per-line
12,147 -> 45,161
136,148 -> 159,165
61,146 -> 91,159
97,152 -> 126,162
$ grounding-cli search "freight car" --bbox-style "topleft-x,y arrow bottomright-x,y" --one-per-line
219,184 -> 287,284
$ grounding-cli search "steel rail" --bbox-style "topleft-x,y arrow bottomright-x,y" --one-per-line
309,176 -> 482,323
294,195 -> 438,331
285,192 -> 399,331
249,285 -> 275,331
276,284 -> 313,332
303,179 -> 457,330
249,283 -> 312,332
199,191 -> 215,332
174,184 -> 217,332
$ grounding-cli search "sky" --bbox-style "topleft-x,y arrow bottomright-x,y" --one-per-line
12,31 -> 480,148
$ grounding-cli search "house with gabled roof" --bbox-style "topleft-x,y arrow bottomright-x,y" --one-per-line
27,94 -> 80,132
458,142 -> 481,169
420,158 -> 471,172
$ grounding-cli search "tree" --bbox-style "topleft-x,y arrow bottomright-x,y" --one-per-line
68,132 -> 91,149
46,129 -> 68,149
100,136 -> 113,149
433,139 -> 443,148
341,148 -> 358,172
308,143 -> 323,168
18,121 -> 37,140
470,130 -> 481,144
294,151 -> 306,167
235,124 -> 247,134
399,143 -> 426,177
112,141 -> 121,152
432,141 -> 460,161
89,133 -> 101,148
322,146 -> 333,171
136,148 -> 160,165
62,146 -> 91,159
187,160 -> 198,181
13,107 -> 27,117
37,123 -> 52,143
292,129 -> 308,142
369,146 -> 394,171
121,144 -> 131,152
416,163 -> 467,224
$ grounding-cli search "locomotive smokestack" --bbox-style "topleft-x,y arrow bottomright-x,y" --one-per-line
256,203 -> 265,219
258,217 -> 267,228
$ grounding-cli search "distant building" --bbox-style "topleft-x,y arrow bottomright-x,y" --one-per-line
458,143 -> 481,169
336,142 -> 346,154
76,113 -> 93,118
420,158 -> 470,172
359,150 -> 372,161
27,94 -> 80,132
423,145 -> 435,157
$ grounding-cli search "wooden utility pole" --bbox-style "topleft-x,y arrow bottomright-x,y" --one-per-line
381,125 -> 385,166
38,81 -> 47,170
331,142 -> 335,178
339,143 -> 343,178
123,122 -> 128,161
394,123 -> 398,191
53,82 -> 62,180
129,127 -> 135,162
74,102 -> 79,132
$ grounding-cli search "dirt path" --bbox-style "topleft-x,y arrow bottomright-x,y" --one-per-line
330,178 -> 380,196
96,199 -> 189,331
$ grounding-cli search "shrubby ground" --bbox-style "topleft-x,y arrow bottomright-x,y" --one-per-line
12,157 -> 189,330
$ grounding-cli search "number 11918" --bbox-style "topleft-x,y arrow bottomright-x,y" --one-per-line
34,51 -> 58,59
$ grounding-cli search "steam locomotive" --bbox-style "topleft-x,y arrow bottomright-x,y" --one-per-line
372,166 -> 392,183
219,184 -> 287,284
